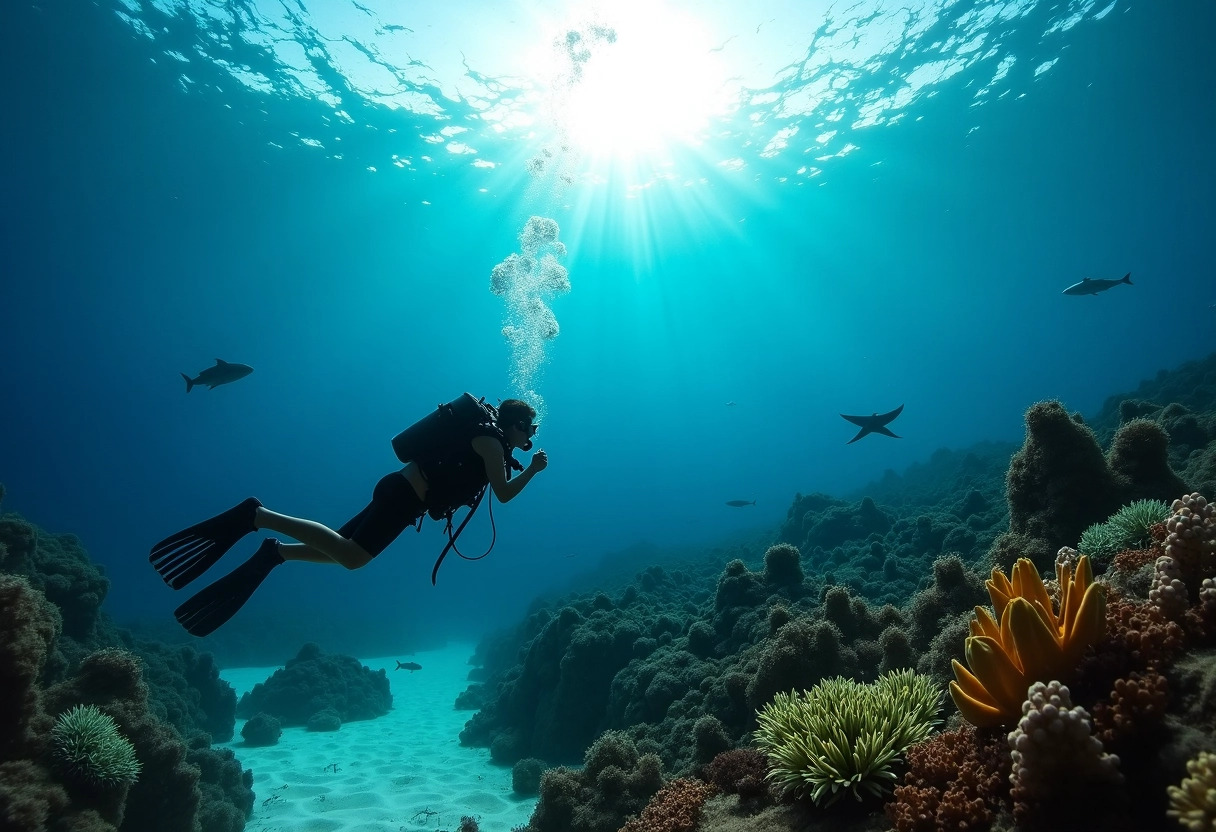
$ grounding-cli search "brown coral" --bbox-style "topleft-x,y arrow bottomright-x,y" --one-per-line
700,749 -> 769,800
1086,597 -> 1185,677
1090,671 -> 1168,746
619,778 -> 717,832
0,574 -> 61,757
887,724 -> 1010,832
1113,545 -> 1160,574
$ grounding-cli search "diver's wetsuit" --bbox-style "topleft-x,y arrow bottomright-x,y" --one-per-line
337,472 -> 427,557
338,424 -> 509,557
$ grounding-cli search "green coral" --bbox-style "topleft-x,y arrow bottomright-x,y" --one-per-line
51,704 -> 142,788
755,668 -> 940,806
1079,499 -> 1170,561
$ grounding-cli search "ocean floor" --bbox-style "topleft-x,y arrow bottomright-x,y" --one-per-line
221,643 -> 536,832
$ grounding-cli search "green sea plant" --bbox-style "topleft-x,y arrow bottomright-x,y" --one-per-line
1079,499 -> 1170,561
1078,522 -> 1123,561
51,704 -> 142,788
755,668 -> 941,806
1108,499 -> 1170,550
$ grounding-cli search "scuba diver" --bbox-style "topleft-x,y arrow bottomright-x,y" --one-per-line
149,395 -> 546,637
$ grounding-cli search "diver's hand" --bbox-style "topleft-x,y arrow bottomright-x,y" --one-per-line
528,449 -> 548,473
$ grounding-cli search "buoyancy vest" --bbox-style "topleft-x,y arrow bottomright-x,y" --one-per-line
419,422 -> 509,520
391,393 -> 521,583
392,393 -> 507,514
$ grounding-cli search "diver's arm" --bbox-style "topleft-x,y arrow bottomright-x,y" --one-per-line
473,436 -> 543,503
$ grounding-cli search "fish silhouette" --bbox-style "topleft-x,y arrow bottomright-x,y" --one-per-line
182,359 -> 253,392
1062,272 -> 1132,296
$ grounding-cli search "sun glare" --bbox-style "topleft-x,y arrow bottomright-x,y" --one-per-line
547,1 -> 734,161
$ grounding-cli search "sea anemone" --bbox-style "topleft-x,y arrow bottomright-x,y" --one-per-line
756,668 -> 940,805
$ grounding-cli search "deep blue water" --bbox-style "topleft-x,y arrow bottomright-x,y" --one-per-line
1,0 -> 1213,648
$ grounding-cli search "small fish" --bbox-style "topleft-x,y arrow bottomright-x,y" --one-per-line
181,358 -> 253,392
725,401 -> 737,407
725,500 -> 756,507
841,404 -> 904,444
395,661 -> 422,672
1062,272 -> 1132,296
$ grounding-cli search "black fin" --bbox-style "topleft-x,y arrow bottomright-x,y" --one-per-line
174,539 -> 283,637
150,497 -> 261,589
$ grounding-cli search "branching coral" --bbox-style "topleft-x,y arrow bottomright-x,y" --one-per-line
1078,597 -> 1185,687
950,555 -> 1105,727
755,669 -> 940,805
887,724 -> 1010,832
701,749 -> 770,802
1168,750 -> 1216,831
619,778 -> 716,832
1090,671 -> 1168,746
1114,541 -> 1162,574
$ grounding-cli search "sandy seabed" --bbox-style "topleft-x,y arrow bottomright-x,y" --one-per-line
221,644 -> 537,832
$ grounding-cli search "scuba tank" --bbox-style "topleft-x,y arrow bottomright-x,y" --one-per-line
391,393 -> 516,585
391,392 -> 497,466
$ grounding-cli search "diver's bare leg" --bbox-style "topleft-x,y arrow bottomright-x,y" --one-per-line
253,508 -> 372,569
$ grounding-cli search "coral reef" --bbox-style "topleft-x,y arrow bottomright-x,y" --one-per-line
135,639 -> 238,743
306,708 -> 341,732
512,757 -> 545,796
461,602 -> 643,764
699,749 -> 771,802
619,778 -> 716,832
520,731 -> 663,832
887,723 -> 1009,832
997,401 -> 1189,572
0,500 -> 253,832
235,642 -> 391,726
455,358 -> 1216,832
239,713 -> 281,747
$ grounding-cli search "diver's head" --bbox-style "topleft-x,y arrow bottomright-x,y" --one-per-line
498,398 -> 539,451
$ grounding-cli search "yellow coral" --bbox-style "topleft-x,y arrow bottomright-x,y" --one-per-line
1168,750 -> 1216,831
949,555 -> 1106,727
